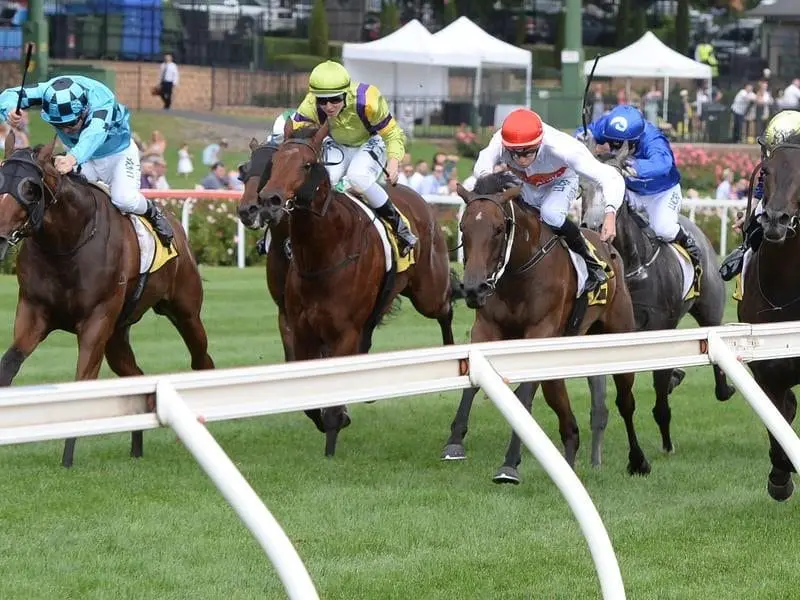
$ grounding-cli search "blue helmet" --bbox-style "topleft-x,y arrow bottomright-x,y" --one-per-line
601,105 -> 646,143
40,77 -> 88,126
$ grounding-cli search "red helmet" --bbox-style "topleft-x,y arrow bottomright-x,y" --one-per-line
501,108 -> 544,149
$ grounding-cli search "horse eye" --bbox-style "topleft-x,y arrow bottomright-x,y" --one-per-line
303,162 -> 312,171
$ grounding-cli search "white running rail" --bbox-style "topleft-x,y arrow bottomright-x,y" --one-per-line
3,322 -> 800,599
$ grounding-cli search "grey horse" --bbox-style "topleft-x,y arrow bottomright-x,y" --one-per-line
579,140 -> 736,455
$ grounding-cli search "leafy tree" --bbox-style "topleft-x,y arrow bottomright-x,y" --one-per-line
380,1 -> 400,37
308,0 -> 328,59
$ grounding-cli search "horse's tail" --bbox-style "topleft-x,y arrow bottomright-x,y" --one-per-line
449,268 -> 465,302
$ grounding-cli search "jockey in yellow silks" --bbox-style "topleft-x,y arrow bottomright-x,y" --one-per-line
291,60 -> 417,256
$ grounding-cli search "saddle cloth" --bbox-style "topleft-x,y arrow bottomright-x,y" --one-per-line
732,248 -> 753,302
565,238 -> 613,306
342,190 -> 416,274
668,243 -> 699,301
88,181 -> 177,274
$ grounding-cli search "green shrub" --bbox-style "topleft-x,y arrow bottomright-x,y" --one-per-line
308,0 -> 329,59
263,36 -> 308,58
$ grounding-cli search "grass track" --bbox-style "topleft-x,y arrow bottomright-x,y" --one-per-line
0,267 -> 798,599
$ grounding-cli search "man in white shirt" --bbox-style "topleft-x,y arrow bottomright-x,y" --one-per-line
730,84 -> 755,143
158,54 -> 179,110
781,78 -> 800,110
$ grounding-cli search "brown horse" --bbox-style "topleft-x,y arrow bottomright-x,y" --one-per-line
441,173 -> 650,483
237,138 -> 293,362
239,122 -> 457,457
0,131 -> 214,467
739,143 -> 800,501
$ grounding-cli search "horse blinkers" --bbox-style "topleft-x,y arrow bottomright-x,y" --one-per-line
0,153 -> 48,239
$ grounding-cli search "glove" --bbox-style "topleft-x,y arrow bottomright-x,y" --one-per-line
576,128 -> 594,144
621,158 -> 638,178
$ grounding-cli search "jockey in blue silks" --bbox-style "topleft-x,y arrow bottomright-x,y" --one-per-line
576,104 -> 702,278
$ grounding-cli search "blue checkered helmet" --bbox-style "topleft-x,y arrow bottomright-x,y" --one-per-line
40,77 -> 88,125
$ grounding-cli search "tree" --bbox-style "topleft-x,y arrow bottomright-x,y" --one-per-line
615,0 -> 631,48
444,0 -> 458,25
308,0 -> 329,59
553,8 -> 566,69
675,0 -> 690,55
380,1 -> 400,37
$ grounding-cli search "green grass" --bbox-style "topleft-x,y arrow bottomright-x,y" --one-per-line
0,267 -> 799,599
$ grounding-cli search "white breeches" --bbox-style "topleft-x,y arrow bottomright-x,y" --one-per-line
627,183 -> 683,240
324,136 -> 386,195
79,142 -> 147,215
520,174 -> 580,229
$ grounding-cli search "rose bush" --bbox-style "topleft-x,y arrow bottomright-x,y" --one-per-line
672,146 -> 759,194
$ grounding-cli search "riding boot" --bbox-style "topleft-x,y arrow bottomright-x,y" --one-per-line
554,218 -> 608,293
673,226 -> 702,271
144,199 -> 175,250
374,199 -> 417,257
719,219 -> 763,281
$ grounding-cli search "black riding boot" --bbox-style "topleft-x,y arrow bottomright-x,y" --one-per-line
719,219 -> 763,281
673,225 -> 703,274
554,218 -> 608,293
375,199 -> 417,257
144,199 -> 174,250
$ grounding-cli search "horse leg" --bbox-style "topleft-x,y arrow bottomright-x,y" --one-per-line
65,311 -> 119,468
492,381 -> 552,485
278,308 -> 294,362
587,375 -> 609,467
104,326 -> 147,459
0,300 -> 50,386
613,372 -> 651,476
441,314 -> 501,460
688,298 -> 735,401
438,303 -> 455,346
765,384 -> 798,502
154,283 -> 215,372
321,327 -> 361,458
652,369 -> 675,454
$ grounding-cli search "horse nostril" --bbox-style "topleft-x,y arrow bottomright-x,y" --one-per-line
478,282 -> 492,293
268,194 -> 282,207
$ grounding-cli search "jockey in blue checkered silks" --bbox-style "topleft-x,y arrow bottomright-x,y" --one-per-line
0,75 -> 174,247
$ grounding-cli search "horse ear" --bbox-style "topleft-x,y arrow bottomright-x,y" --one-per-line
38,134 -> 56,163
312,121 -> 330,150
4,128 -> 14,159
283,117 -> 294,141
249,137 -> 259,152
500,185 -> 521,203
456,183 -> 473,203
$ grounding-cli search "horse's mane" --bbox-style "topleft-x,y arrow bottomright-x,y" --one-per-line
473,171 -> 519,195
289,125 -> 320,140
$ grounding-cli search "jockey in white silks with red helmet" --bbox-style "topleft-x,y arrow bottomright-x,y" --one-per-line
472,107 -> 625,292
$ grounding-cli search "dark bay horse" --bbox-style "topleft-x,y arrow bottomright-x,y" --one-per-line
0,132 -> 214,467
738,143 -> 800,501
237,138 -> 294,362
581,145 -> 735,455
442,173 -> 650,483
239,122 -> 457,457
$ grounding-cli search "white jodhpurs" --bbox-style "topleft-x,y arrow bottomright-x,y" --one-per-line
520,173 -> 580,229
627,183 -> 682,241
79,141 -> 148,215
324,136 -> 389,209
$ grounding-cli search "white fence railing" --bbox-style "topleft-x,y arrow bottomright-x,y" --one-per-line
3,323 -> 800,599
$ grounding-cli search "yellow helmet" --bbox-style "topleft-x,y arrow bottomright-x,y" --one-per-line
764,110 -> 800,148
309,61 -> 351,97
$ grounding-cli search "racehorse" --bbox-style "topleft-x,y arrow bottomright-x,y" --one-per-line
239,122 -> 457,457
0,131 -> 214,467
441,173 -> 651,483
237,138 -> 293,362
580,143 -> 735,455
738,143 -> 800,501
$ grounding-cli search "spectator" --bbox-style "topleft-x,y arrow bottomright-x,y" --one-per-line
202,139 -> 228,167
782,78 -> 800,110
409,160 -> 428,194
643,84 -> 662,125
157,53 -> 179,110
177,142 -> 193,178
731,84 -> 755,143
716,168 -> 733,200
140,160 -> 157,190
397,163 -> 415,187
756,80 -> 774,134
146,130 -> 166,157
151,157 -> 170,191
201,162 -> 229,190
228,170 -> 244,191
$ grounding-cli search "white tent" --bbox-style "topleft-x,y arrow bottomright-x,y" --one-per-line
586,31 -> 713,116
342,19 -> 478,119
432,16 -> 533,110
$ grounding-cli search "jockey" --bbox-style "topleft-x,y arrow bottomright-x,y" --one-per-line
473,107 -> 624,293
0,75 -> 174,248
267,109 -> 295,145
290,60 -> 417,256
719,109 -> 800,280
577,104 -> 702,279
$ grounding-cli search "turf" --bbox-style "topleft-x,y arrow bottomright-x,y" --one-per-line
0,267 -> 798,600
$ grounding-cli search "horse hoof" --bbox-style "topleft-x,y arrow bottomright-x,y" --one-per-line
492,466 -> 521,484
627,459 -> 651,476
716,384 -> 736,402
667,368 -> 686,394
441,444 -> 466,461
340,413 -> 352,429
768,476 -> 794,502
662,444 -> 675,455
